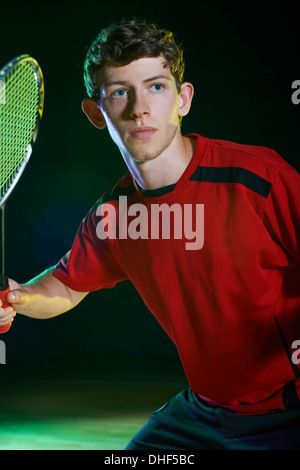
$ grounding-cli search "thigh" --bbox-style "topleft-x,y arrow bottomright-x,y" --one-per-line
125,389 -> 300,450
217,407 -> 300,450
125,388 -> 226,450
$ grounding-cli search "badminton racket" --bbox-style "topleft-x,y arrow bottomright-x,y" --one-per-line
0,54 -> 44,333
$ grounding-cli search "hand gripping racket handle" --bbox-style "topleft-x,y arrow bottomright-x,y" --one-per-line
0,280 -> 12,334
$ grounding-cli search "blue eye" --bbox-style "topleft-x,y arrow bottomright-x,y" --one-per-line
112,89 -> 128,98
150,83 -> 164,92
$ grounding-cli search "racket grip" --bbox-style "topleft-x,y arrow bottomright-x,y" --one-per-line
0,279 -> 12,334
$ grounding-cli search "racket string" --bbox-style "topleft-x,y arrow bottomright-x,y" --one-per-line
0,60 -> 40,201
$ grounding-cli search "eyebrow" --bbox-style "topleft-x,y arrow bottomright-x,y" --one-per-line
102,74 -> 171,89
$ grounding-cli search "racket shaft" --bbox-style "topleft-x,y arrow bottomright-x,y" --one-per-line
0,205 -> 5,285
0,207 -> 11,333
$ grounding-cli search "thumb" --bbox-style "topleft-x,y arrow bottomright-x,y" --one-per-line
7,289 -> 29,305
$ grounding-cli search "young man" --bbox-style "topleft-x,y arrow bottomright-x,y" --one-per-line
1,20 -> 300,450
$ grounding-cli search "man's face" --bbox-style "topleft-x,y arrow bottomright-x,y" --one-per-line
97,56 -> 183,163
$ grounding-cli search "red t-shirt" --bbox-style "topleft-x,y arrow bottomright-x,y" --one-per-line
53,134 -> 300,415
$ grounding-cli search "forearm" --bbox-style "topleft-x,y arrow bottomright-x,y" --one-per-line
8,267 -> 88,319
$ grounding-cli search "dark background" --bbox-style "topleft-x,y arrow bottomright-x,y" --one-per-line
0,1 -> 299,380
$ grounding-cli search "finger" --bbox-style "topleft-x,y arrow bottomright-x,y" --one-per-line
0,307 -> 16,325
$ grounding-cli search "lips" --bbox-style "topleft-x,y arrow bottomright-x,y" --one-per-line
129,126 -> 157,140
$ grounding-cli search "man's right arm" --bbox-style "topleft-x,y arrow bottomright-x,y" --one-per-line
0,267 -> 88,326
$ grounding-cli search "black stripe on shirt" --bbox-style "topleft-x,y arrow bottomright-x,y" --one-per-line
190,166 -> 272,198
139,183 -> 176,197
97,183 -> 137,206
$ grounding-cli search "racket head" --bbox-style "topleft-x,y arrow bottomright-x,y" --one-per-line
0,54 -> 44,207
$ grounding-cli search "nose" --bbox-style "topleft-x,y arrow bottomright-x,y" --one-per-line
129,90 -> 150,119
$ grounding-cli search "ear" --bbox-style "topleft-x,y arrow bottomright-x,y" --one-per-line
178,82 -> 194,117
81,97 -> 107,129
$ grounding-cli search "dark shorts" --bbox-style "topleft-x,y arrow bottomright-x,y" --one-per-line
125,388 -> 300,450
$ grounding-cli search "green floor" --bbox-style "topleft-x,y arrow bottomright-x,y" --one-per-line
0,374 -> 187,450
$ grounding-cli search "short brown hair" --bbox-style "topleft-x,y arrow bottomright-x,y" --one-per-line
83,19 -> 185,101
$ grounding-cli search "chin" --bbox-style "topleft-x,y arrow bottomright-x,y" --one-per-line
124,143 -> 159,163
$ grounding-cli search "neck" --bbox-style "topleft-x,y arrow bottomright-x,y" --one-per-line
123,135 -> 195,191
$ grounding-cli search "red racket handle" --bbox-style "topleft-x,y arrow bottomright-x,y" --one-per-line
0,283 -> 12,334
